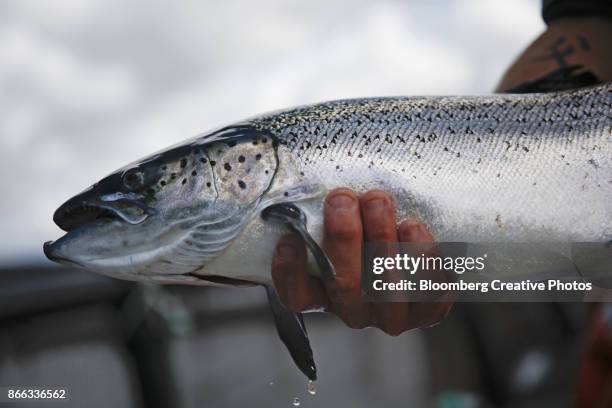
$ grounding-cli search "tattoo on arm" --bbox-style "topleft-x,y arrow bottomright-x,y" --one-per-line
577,35 -> 591,51
532,35 -> 591,69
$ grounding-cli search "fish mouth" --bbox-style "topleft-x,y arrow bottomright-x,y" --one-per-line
53,200 -> 148,232
44,199 -> 153,267
43,240 -> 84,266
44,201 -> 125,266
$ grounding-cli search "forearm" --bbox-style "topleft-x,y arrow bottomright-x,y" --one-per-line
496,17 -> 612,92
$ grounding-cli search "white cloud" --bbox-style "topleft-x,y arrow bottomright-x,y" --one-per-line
448,0 -> 544,91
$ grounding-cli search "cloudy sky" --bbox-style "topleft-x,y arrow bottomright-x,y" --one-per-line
0,0 -> 543,264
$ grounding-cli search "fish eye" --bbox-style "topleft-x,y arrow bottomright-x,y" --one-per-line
122,170 -> 145,191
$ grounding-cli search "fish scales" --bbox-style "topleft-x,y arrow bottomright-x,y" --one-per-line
249,85 -> 611,243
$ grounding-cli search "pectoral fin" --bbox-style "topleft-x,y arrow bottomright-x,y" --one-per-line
262,203 -> 335,280
264,285 -> 317,380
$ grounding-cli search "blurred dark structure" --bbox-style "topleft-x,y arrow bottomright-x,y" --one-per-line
0,265 -> 590,407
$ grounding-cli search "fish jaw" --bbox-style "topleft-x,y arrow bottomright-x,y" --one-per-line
44,215 -> 192,277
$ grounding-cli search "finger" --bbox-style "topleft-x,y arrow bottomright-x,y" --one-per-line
399,218 -> 444,284
398,218 -> 434,243
322,188 -> 372,328
375,296 -> 452,334
360,191 -> 412,334
360,190 -> 398,243
397,219 -> 454,329
323,188 -> 363,280
271,234 -> 328,312
398,218 -> 437,258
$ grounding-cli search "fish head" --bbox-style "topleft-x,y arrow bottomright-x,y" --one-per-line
44,127 -> 284,284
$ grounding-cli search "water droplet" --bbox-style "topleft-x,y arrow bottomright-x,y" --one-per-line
307,380 -> 316,395
269,381 -> 274,386
292,397 -> 300,406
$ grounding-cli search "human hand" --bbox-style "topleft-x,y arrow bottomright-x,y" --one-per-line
271,188 -> 453,336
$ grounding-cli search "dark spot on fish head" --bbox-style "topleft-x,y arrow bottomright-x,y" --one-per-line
238,155 -> 245,163
180,158 -> 187,168
238,180 -> 246,189
191,170 -> 197,176
255,153 -> 262,160
224,163 -> 232,171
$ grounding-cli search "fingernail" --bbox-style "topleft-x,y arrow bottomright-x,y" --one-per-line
328,194 -> 355,210
399,221 -> 427,242
363,198 -> 387,213
276,244 -> 296,261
